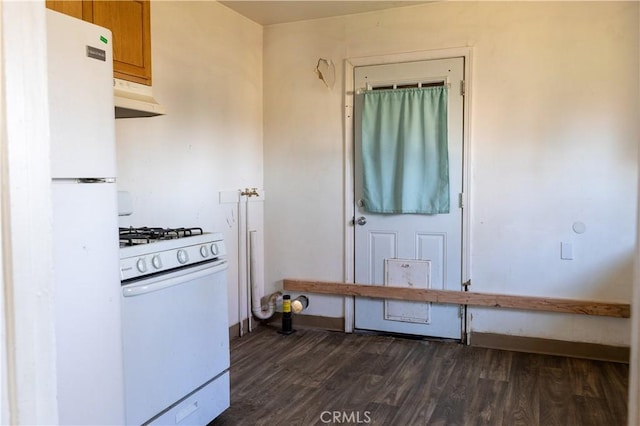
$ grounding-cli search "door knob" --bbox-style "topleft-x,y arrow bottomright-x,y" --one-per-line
356,216 -> 367,226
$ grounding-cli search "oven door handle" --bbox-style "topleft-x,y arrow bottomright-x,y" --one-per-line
122,259 -> 228,297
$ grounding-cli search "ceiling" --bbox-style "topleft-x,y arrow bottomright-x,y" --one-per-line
219,1 -> 431,26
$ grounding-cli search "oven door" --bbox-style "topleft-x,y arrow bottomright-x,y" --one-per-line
121,259 -> 229,425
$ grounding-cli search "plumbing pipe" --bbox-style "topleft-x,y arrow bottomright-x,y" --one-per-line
249,229 -> 279,319
278,295 -> 295,335
246,204 -> 253,332
237,192 -> 246,337
291,295 -> 309,314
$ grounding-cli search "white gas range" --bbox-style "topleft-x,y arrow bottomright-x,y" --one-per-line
119,227 -> 230,425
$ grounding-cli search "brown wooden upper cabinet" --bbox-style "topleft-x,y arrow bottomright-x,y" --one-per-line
46,0 -> 152,86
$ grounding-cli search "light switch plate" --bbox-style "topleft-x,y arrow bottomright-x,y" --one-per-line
561,242 -> 573,260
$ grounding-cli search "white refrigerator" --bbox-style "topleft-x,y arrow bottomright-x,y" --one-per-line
46,10 -> 125,425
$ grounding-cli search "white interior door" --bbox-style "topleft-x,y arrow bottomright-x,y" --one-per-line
354,58 -> 465,339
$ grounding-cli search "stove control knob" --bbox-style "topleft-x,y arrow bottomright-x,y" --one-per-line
136,258 -> 147,273
177,249 -> 189,264
210,243 -> 219,256
151,255 -> 162,269
200,245 -> 209,258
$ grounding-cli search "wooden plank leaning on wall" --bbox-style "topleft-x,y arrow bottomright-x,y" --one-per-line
283,279 -> 630,318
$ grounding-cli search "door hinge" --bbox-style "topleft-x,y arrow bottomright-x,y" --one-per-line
462,279 -> 471,290
460,80 -> 466,96
458,305 -> 464,318
458,193 -> 464,209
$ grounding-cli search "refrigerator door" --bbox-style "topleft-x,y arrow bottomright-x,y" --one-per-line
52,181 -> 125,425
46,10 -> 116,179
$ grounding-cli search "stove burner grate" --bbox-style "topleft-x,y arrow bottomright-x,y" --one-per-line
119,227 -> 204,247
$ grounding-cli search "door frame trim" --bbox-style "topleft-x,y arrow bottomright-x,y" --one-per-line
342,47 -> 473,335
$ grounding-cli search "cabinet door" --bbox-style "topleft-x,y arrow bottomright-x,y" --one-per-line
89,0 -> 152,85
45,0 -> 91,20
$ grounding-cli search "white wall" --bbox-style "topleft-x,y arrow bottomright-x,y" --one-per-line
1,1 -> 58,423
115,0 -> 263,328
263,2 -> 639,345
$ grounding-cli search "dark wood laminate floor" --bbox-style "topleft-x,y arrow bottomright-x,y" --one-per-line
210,326 -> 628,426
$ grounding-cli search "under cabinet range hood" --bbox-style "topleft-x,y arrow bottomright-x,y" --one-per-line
114,78 -> 166,119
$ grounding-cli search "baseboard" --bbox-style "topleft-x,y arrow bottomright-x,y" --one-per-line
229,314 -> 344,339
229,318 -> 260,340
231,321 -> 628,362
263,313 -> 345,332
471,332 -> 630,363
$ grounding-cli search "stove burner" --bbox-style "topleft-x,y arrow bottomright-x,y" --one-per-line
119,227 -> 204,247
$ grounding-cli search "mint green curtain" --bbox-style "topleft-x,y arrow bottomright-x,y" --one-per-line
361,86 -> 449,214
